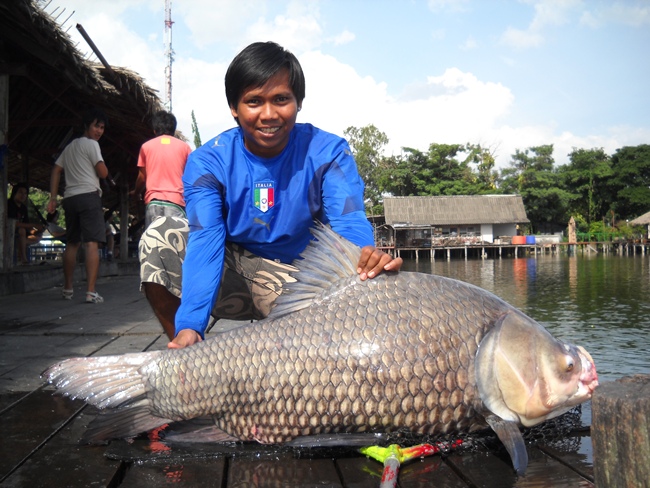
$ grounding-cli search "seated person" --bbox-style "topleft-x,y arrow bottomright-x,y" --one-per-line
8,183 -> 44,264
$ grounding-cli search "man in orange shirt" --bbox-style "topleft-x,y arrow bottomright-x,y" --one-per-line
132,111 -> 192,228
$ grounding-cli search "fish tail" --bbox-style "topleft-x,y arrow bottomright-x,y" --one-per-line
42,352 -> 173,443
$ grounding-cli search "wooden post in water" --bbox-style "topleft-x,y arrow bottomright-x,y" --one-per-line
592,374 -> 650,488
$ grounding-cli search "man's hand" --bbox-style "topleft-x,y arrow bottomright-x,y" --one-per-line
168,329 -> 203,349
46,198 -> 57,214
357,246 -> 403,281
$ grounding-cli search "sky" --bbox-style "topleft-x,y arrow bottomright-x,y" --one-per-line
43,0 -> 650,169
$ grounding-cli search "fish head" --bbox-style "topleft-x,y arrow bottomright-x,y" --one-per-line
476,311 -> 598,427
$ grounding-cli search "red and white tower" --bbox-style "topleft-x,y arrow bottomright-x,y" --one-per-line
164,0 -> 174,111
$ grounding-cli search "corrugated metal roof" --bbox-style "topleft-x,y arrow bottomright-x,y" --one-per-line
384,195 -> 530,226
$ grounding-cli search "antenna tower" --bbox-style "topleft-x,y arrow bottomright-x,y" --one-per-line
164,0 -> 174,111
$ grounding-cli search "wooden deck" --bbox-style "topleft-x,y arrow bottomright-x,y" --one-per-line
379,240 -> 649,262
0,269 -> 596,487
0,397 -> 596,487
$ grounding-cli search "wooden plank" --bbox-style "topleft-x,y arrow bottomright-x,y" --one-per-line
0,389 -> 84,481
337,454 -> 468,488
537,435 -> 594,482
227,453 -> 342,487
0,406 -> 122,487
0,391 -> 28,413
445,447 -> 594,487
399,456 -> 468,487
91,333 -> 162,356
445,450 -> 517,488
336,456 -> 384,487
120,458 -> 226,487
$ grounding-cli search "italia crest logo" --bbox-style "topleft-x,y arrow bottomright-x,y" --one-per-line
254,181 -> 275,213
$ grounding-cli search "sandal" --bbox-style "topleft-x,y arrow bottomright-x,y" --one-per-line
85,291 -> 104,304
62,289 -> 74,300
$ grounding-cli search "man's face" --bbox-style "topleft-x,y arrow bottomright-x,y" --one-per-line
14,187 -> 27,204
85,119 -> 105,141
230,68 -> 299,159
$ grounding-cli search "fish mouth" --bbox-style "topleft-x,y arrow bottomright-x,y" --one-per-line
577,346 -> 599,395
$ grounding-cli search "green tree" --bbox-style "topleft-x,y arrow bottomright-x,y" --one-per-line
344,125 -> 389,209
376,143 -> 494,198
498,145 -> 572,233
559,148 -> 612,226
608,144 -> 650,219
464,143 -> 498,191
191,110 -> 202,148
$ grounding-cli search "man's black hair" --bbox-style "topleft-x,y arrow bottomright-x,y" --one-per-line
10,182 -> 28,200
82,107 -> 109,130
152,111 -> 177,136
225,41 -> 305,110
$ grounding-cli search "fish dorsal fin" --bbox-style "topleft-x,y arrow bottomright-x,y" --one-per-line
269,222 -> 361,318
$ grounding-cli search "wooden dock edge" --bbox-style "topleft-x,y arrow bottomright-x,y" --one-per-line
591,374 -> 650,488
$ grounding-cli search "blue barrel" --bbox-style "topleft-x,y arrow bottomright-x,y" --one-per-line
526,235 -> 536,245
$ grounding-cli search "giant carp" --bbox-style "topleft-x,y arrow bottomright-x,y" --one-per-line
43,224 -> 598,475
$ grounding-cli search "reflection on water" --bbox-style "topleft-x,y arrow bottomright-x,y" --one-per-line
402,253 -> 650,383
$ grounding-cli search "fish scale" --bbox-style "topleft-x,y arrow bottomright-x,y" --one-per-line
43,224 -> 598,475
135,271 -> 504,443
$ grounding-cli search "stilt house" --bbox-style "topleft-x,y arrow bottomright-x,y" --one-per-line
377,195 -> 530,249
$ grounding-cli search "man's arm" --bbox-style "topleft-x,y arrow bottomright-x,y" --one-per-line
47,165 -> 64,214
95,161 -> 109,179
322,144 -> 403,279
131,168 -> 146,197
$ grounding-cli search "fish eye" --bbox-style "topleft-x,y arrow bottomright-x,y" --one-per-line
564,355 -> 575,372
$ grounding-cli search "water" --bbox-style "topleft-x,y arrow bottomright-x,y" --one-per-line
402,253 -> 650,383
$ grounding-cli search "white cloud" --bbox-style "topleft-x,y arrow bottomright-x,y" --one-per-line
608,2 -> 650,26
61,10 -> 164,91
171,57 -> 232,145
529,0 -> 581,30
176,0 -> 268,49
41,0 -> 650,169
329,30 -> 355,46
299,55 -> 517,164
500,0 -> 581,49
245,12 -> 323,55
579,11 -> 601,28
459,36 -> 477,50
580,2 -> 650,28
500,26 -> 544,49
427,0 -> 470,13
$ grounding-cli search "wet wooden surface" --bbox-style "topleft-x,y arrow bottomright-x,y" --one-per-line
0,272 -> 596,487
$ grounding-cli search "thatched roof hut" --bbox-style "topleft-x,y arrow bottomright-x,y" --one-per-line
630,211 -> 650,226
1,0 -> 163,204
384,195 -> 530,226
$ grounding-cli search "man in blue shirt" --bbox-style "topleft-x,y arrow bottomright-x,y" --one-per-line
139,41 -> 402,348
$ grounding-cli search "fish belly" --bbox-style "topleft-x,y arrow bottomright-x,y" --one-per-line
146,272 -> 512,443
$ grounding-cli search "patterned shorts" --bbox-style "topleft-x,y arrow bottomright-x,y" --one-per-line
139,216 -> 296,321
145,200 -> 186,229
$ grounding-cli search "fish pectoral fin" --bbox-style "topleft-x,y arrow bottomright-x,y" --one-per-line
81,404 -> 172,445
485,414 -> 528,477
164,420 -> 239,444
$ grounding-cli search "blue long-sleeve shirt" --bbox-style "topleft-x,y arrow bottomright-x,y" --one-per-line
176,123 -> 373,336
